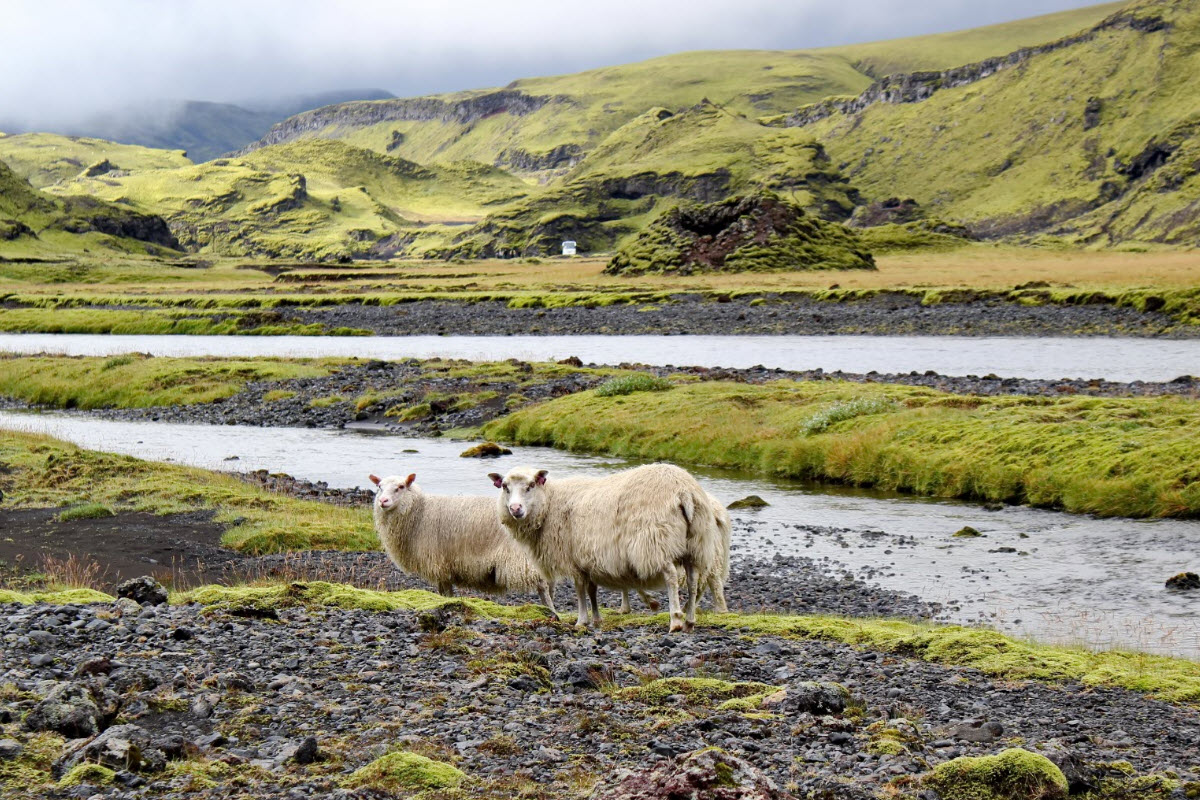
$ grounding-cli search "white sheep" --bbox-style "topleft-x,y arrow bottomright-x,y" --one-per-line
618,491 -> 730,614
370,473 -> 557,618
488,463 -> 724,632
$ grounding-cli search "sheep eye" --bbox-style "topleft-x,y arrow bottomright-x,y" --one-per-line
501,482 -> 508,490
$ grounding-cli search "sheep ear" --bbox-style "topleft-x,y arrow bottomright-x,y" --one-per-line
369,474 -> 381,486
535,469 -> 549,486
488,473 -> 503,488
405,473 -> 416,487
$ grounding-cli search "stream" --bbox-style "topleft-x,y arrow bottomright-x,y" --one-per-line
2,410 -> 1197,659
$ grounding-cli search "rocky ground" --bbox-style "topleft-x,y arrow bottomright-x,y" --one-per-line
286,295 -> 1200,337
1,576 -> 1198,799
4,358 -> 1185,438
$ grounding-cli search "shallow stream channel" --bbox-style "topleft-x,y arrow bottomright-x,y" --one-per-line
4,332 -> 1200,381
2,410 -> 1198,660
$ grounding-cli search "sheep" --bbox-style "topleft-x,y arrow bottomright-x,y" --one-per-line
618,491 -> 730,614
488,463 -> 724,632
369,473 -> 557,618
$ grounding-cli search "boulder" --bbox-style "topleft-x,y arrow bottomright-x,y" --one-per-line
590,747 -> 796,799
1165,572 -> 1200,591
115,576 -> 169,606
782,681 -> 849,715
727,495 -> 769,510
459,442 -> 513,458
926,748 -> 1068,800
24,682 -> 103,738
55,724 -> 166,777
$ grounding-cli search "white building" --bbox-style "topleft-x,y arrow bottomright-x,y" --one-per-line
561,240 -> 577,256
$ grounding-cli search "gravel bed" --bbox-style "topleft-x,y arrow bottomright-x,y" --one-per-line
1,586 -> 1197,799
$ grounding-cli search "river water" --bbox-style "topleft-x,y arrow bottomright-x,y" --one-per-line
3,333 -> 1199,382
2,410 -> 1197,659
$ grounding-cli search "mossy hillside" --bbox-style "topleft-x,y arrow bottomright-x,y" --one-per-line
926,749 -> 1068,800
484,380 -> 1200,518
0,429 -> 374,554
606,193 -> 875,275
10,578 -> 1200,705
0,132 -> 191,189
805,0 -> 1200,245
0,354 -> 336,409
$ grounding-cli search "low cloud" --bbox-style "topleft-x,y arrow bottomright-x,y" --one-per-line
2,0 -> 1103,130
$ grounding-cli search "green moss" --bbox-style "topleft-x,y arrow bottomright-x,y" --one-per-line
726,495 -> 769,510
262,389 -> 297,402
459,441 -> 513,458
56,502 -> 115,521
0,588 -> 115,605
594,374 -> 674,397
341,751 -> 465,792
308,394 -> 346,408
57,764 -> 116,788
954,526 -> 983,538
174,581 -> 553,621
0,731 -> 63,793
926,749 -> 1068,800
613,677 -> 779,708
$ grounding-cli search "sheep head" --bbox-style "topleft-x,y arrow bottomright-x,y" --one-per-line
371,473 -> 417,512
492,467 -> 548,525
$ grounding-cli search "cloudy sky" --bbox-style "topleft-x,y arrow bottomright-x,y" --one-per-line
4,0 -> 1105,128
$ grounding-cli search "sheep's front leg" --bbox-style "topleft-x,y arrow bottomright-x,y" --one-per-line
437,582 -> 456,598
573,578 -> 590,627
537,581 -> 560,621
663,565 -> 685,633
683,563 -> 697,633
587,580 -> 603,627
619,591 -> 632,614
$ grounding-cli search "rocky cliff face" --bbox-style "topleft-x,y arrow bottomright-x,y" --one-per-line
236,90 -> 565,155
786,8 -> 1171,127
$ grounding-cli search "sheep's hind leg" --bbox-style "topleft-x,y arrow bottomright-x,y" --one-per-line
663,565 -> 685,632
587,580 -> 602,627
619,591 -> 632,614
708,576 -> 728,614
637,590 -> 660,612
437,582 -> 456,598
537,582 -> 559,621
573,578 -> 590,627
683,563 -> 697,632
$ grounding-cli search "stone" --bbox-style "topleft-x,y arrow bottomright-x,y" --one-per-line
459,442 -> 513,458
0,738 -> 23,760
783,681 -> 849,715
952,527 -> 983,538
115,576 -> 168,606
24,682 -> 102,738
553,661 -> 602,689
589,747 -> 796,799
947,720 -> 1004,743
727,495 -> 770,510
293,736 -> 320,765
1165,572 -> 1200,591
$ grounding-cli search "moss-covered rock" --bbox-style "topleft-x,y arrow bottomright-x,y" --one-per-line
459,441 -> 513,458
613,677 -> 779,709
341,751 -> 465,792
927,748 -> 1069,800
727,495 -> 770,510
953,526 -> 983,538
57,763 -> 116,788
606,193 -> 875,275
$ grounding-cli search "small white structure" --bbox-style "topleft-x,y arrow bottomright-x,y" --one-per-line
561,240 -> 577,256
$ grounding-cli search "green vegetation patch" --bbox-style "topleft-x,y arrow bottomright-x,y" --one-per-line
0,731 -> 63,794
341,751 -> 466,792
485,380 -> 1200,519
0,588 -> 116,605
0,429 -> 374,554
613,677 -> 779,709
594,373 -> 674,397
57,764 -> 116,789
926,749 -> 1068,800
56,502 -> 114,521
174,582 -> 553,621
606,193 -> 875,275
0,353 -> 335,409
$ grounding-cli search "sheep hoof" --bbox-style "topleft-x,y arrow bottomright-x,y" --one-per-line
683,620 -> 695,633
647,600 -> 661,612
669,620 -> 685,633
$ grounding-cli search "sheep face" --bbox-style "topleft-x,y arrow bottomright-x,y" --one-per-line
490,467 -> 547,523
370,473 -> 417,513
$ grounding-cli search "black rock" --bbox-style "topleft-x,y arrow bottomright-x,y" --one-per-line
293,736 -> 320,765
1166,572 -> 1200,591
116,576 -> 169,606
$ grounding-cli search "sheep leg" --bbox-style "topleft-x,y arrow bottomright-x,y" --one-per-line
664,565 -> 685,633
638,590 -> 661,612
437,582 -> 455,598
708,577 -> 728,614
683,563 -> 697,632
587,580 -> 602,627
573,578 -> 590,627
619,591 -> 632,614
537,581 -> 560,621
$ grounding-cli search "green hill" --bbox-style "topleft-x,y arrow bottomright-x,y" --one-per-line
0,159 -> 181,257
795,0 -> 1200,246
15,0 -> 1200,259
